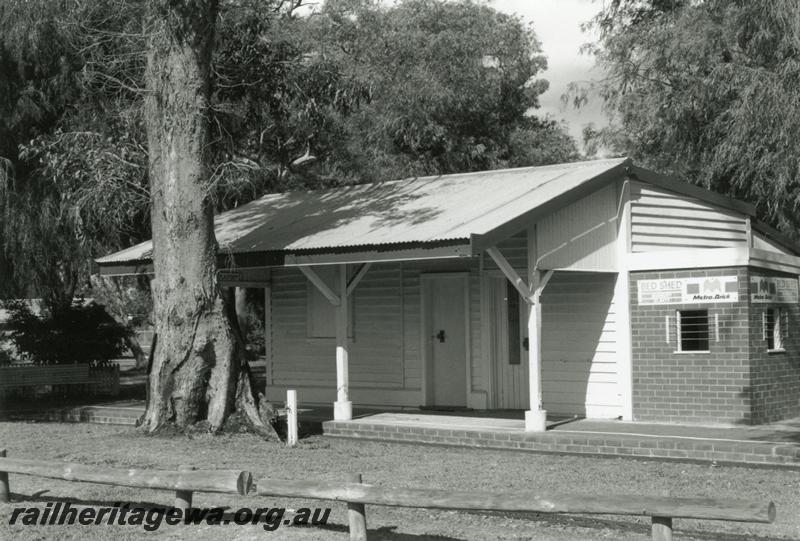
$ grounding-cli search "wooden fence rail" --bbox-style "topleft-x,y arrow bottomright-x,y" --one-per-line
256,476 -> 776,541
0,448 -> 776,541
0,449 -> 251,508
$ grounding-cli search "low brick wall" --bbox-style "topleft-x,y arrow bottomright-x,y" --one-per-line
0,405 -> 140,426
323,420 -> 800,468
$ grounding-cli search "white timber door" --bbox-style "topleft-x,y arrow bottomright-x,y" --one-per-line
489,275 -> 529,409
422,274 -> 468,407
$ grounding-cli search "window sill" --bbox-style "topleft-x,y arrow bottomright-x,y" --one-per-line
673,350 -> 710,354
767,348 -> 786,354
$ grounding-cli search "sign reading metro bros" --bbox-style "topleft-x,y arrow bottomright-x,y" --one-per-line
750,276 -> 800,304
637,276 -> 739,305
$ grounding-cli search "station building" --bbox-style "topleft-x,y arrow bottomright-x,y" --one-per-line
98,158 -> 800,428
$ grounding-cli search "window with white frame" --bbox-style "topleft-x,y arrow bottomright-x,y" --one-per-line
763,307 -> 787,352
676,309 -> 710,352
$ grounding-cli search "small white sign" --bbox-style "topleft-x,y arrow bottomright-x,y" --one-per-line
637,276 -> 739,305
750,276 -> 799,304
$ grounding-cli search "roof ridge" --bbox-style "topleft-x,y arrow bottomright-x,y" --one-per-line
246,157 -> 630,200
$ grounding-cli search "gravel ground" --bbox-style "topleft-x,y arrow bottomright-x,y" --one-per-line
0,422 -> 797,540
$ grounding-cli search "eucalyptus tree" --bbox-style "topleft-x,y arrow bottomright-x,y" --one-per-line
138,0 -> 285,435
0,0 -> 578,434
585,0 -> 800,236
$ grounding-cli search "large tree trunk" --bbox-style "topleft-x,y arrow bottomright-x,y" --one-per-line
139,0 -> 276,437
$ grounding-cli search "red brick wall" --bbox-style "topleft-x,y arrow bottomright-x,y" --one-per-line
748,271 -> 800,423
630,267 -> 752,424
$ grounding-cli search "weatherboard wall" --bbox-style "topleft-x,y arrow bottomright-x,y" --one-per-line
629,181 -> 750,252
752,231 -> 796,256
483,183 -> 620,273
539,272 -> 622,418
536,182 -> 619,271
269,263 -> 416,406
266,258 -> 487,407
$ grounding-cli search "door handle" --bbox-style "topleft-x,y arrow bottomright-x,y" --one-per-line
435,329 -> 446,343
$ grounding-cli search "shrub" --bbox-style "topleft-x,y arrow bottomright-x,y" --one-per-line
3,298 -> 131,365
0,345 -> 13,365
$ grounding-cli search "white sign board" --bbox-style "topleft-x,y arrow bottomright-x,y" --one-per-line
637,276 -> 739,305
750,276 -> 799,304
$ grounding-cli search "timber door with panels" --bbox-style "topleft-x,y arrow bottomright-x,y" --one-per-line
487,274 -> 529,409
422,273 -> 469,407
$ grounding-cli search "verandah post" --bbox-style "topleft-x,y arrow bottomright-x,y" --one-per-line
525,225 -> 547,432
334,264 -> 352,421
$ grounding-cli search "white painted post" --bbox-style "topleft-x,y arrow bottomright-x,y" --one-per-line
525,225 -> 547,432
286,389 -> 298,447
525,289 -> 546,432
615,269 -> 633,421
616,179 -> 634,421
334,265 -> 352,421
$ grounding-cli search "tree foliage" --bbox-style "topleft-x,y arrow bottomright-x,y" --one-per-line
0,0 -> 579,308
585,0 -> 800,236
298,0 -> 577,181
208,0 -> 579,192
0,0 -> 149,305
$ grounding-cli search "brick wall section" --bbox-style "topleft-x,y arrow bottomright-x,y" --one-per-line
749,271 -> 800,423
323,420 -> 800,467
0,405 -> 140,425
630,267 -> 752,424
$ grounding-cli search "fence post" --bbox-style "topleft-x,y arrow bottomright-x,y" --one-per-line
0,449 -> 9,503
287,389 -> 298,447
347,473 -> 367,541
174,465 -> 195,511
651,516 -> 672,541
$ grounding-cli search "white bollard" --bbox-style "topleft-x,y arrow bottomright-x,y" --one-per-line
286,389 -> 298,447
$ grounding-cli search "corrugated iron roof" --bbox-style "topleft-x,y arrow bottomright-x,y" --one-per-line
97,157 -> 630,265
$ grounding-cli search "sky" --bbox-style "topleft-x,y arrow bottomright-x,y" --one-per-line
490,0 -> 608,145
